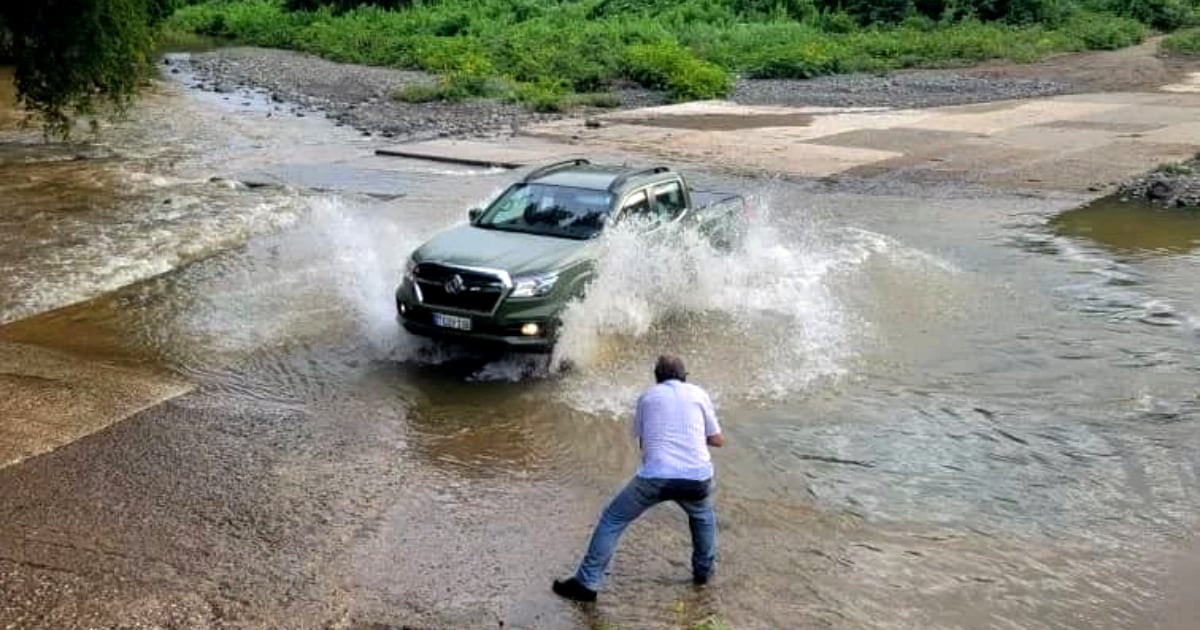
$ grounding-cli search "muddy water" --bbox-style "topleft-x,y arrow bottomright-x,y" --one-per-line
2,62 -> 1200,629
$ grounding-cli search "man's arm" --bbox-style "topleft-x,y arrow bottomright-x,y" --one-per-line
632,393 -> 647,449
700,389 -> 725,448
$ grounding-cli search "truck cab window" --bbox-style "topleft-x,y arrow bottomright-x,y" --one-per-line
618,190 -> 652,224
652,181 -> 686,221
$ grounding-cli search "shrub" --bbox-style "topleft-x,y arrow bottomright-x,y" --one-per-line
571,92 -> 623,108
510,77 -> 571,112
391,71 -> 498,103
624,41 -> 733,100
1099,0 -> 1198,30
284,0 -> 413,11
391,82 -> 442,103
1064,12 -> 1147,48
1162,26 -> 1200,52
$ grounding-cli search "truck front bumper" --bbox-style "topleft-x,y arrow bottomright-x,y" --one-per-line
395,285 -> 557,353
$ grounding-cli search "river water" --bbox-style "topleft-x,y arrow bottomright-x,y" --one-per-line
1,62 -> 1199,629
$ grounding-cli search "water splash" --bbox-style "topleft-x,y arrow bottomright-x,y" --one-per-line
259,194 -> 961,412
547,195 -> 949,414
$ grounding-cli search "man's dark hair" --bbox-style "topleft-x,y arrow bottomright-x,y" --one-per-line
654,354 -> 687,383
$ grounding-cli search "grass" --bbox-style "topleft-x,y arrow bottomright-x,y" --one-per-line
1154,161 -> 1197,175
166,0 -> 1171,109
1162,27 -> 1200,53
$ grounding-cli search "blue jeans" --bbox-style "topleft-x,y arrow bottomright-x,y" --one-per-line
574,475 -> 717,590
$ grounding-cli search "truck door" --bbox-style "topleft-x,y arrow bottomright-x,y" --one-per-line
614,189 -> 653,226
649,179 -> 688,224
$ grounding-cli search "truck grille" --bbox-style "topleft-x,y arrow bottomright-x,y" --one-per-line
414,263 -> 507,313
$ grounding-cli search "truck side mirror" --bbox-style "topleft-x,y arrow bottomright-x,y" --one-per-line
468,207 -> 482,224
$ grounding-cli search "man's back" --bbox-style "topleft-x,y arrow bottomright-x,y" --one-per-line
632,379 -> 721,481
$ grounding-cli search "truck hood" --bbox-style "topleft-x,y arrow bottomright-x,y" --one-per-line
412,224 -> 591,276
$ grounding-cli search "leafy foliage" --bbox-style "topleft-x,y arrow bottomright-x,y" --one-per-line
1162,25 -> 1200,51
165,0 -> 1169,104
2,0 -> 162,137
6,0 -> 1180,133
624,41 -> 734,100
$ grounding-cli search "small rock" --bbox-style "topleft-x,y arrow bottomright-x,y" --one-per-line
170,67 -> 181,75
584,118 -> 603,129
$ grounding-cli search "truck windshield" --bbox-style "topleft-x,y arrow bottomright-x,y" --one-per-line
475,183 -> 614,239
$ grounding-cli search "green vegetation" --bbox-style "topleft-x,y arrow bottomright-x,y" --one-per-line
1153,160 -> 1197,175
1162,26 -> 1200,51
164,0 -> 1197,109
1,0 -> 1197,136
1,1 -> 181,137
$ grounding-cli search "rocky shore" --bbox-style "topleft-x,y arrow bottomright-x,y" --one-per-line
1118,158 -> 1200,208
164,45 -> 1200,207
173,46 -> 1099,143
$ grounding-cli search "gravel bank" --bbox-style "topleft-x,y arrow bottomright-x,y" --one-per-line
179,47 -> 663,141
731,71 -> 1071,109
172,47 -> 1085,141
170,43 -> 1195,141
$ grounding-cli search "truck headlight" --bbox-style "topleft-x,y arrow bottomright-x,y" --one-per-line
510,272 -> 558,298
403,257 -> 416,282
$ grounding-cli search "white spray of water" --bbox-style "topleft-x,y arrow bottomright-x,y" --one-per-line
291,194 -> 962,411
547,195 -> 956,415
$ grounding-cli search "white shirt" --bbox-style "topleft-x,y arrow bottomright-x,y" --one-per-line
631,379 -> 722,481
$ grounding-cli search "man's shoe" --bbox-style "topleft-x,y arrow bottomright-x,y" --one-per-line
693,573 -> 710,586
552,577 -> 597,602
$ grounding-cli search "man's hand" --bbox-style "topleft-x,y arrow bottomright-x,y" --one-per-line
707,433 -> 725,448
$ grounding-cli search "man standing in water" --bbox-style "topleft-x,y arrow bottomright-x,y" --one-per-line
553,354 -> 725,602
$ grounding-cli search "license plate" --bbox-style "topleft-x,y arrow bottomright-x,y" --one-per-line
432,312 -> 472,331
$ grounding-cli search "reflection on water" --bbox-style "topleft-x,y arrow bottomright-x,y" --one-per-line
1051,195 -> 1200,256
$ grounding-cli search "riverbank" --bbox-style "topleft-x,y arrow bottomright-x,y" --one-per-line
180,37 -> 1200,143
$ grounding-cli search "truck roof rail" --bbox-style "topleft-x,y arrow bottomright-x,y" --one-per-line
607,166 -> 671,192
523,158 -> 591,182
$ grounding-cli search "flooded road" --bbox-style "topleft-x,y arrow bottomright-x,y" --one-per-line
2,61 -> 1200,629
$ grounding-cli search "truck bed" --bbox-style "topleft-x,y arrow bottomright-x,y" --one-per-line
691,189 -> 744,211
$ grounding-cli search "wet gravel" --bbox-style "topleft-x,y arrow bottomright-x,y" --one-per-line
175,46 -> 1082,142
731,71 -> 1072,109
178,47 -> 664,142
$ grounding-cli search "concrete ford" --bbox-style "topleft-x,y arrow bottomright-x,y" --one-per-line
395,159 -> 747,351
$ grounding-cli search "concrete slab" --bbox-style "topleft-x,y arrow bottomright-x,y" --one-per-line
1072,104 -> 1200,127
1139,122 -> 1200,145
375,138 -> 577,168
598,100 -> 889,120
902,100 -> 1126,135
522,89 -> 1200,191
991,125 -> 1120,153
1160,71 -> 1200,94
1145,92 -> 1200,107
805,128 -> 981,152
1039,119 -> 1164,134
1048,92 -> 1181,105
983,141 -> 1200,191
0,341 -> 193,469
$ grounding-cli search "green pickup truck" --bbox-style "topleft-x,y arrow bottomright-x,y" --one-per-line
395,158 -> 747,352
